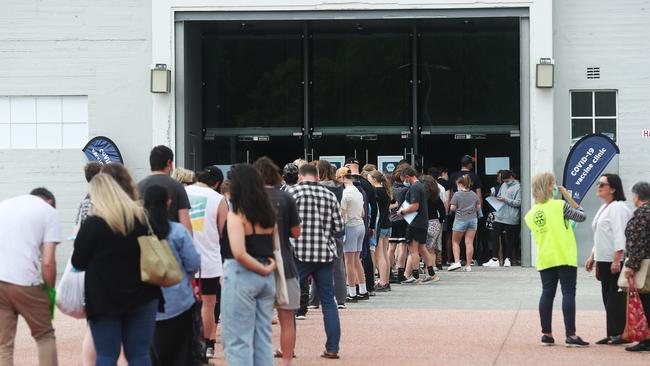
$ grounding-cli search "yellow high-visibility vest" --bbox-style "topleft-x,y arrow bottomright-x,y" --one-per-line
525,199 -> 578,271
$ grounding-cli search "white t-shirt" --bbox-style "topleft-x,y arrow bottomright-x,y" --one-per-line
0,195 -> 60,286
185,184 -> 224,278
437,183 -> 447,204
341,185 -> 364,226
592,201 -> 633,262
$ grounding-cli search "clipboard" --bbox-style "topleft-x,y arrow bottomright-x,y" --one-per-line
400,201 -> 417,224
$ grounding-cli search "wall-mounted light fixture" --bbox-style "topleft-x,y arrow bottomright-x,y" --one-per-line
150,64 -> 171,93
536,58 -> 554,88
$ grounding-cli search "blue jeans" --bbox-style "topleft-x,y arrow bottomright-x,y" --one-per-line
296,260 -> 340,353
221,259 -> 275,366
539,265 -> 577,337
88,299 -> 158,366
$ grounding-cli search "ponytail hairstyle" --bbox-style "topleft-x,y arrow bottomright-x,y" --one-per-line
369,169 -> 393,201
143,185 -> 171,240
456,174 -> 472,190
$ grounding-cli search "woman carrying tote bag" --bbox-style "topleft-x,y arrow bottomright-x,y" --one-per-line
621,181 -> 650,352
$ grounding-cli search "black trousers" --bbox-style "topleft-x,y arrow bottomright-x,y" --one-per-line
152,306 -> 195,366
297,276 -> 309,316
640,292 -> 650,345
539,265 -> 577,338
489,222 -> 519,260
597,261 -> 627,337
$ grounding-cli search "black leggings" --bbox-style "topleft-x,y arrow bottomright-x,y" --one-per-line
489,222 -> 519,260
539,265 -> 577,338
597,261 -> 626,337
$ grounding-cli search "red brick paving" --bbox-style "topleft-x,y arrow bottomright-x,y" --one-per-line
12,308 -> 649,365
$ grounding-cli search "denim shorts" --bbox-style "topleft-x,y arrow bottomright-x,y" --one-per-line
452,218 -> 478,232
378,228 -> 392,238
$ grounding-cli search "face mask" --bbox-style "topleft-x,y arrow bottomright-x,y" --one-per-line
552,185 -> 559,199
403,181 -> 411,187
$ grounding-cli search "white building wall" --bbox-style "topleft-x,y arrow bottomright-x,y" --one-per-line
0,0 -> 153,237
553,0 -> 650,261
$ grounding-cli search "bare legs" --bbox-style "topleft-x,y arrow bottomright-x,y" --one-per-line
277,309 -> 296,366
202,294 -> 217,340
375,237 -> 390,285
452,230 -> 476,269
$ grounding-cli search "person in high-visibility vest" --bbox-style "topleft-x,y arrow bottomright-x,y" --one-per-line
524,172 -> 590,347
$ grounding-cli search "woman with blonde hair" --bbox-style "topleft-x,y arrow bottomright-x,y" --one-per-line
367,169 -> 393,291
171,167 -> 195,186
524,172 -> 589,347
72,173 -> 162,365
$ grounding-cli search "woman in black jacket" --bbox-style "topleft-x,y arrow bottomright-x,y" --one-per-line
72,173 -> 161,366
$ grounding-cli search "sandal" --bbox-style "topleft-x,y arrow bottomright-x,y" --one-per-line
320,351 -> 340,359
274,349 -> 296,358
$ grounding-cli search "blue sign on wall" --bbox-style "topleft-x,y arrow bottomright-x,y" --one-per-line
82,136 -> 124,165
562,134 -> 619,204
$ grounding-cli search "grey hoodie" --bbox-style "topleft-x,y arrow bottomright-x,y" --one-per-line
494,180 -> 521,225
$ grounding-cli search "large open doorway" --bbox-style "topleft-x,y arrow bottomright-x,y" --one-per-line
177,12 -> 525,263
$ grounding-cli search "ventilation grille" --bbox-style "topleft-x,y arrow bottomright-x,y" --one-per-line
587,67 -> 600,79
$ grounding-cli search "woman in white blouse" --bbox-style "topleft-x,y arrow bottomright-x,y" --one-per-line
585,174 -> 633,345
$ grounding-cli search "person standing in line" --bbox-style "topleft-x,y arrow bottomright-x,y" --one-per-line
484,170 -> 521,268
447,156 -> 483,266
138,145 -> 192,234
144,185 -> 201,366
184,166 -> 228,359
397,166 -> 437,284
621,181 -> 650,353
220,164 -> 277,366
253,157 -> 302,365
368,170 -> 393,291
448,175 -> 481,272
314,160 -> 347,309
72,174 -> 162,365
388,163 -> 410,282
288,164 -> 344,359
337,167 -> 368,301
345,158 -> 377,296
420,175 -> 445,282
281,163 -> 299,191
524,172 -> 589,347
584,174 -> 633,345
74,162 -> 102,233
0,188 -> 59,366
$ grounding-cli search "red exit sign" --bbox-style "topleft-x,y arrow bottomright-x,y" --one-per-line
643,130 -> 650,138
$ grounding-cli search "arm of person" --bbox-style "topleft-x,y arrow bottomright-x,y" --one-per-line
216,199 -> 228,236
331,198 -> 345,235
290,225 -> 301,239
227,213 -> 276,276
177,226 -> 201,273
399,202 -> 419,216
367,183 -> 378,231
500,187 -> 522,208
178,208 -> 193,235
610,205 -> 630,273
559,186 -> 580,209
287,194 -> 301,239
41,242 -> 57,288
445,190 -> 452,213
476,187 -> 483,208
562,201 -> 586,222
71,218 -> 97,271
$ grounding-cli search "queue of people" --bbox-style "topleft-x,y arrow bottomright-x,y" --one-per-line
0,147 -> 649,366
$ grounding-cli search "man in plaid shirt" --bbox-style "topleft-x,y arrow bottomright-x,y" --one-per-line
288,163 -> 344,359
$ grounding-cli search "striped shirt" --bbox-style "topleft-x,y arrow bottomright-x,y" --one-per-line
288,181 -> 344,263
563,202 -> 586,222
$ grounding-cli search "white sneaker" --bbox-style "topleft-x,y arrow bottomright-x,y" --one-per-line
464,266 -> 472,272
483,258 -> 500,268
206,347 -> 215,359
504,258 -> 511,267
447,262 -> 462,271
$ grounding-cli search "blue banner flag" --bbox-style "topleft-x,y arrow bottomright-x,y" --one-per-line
562,134 -> 619,204
82,136 -> 124,165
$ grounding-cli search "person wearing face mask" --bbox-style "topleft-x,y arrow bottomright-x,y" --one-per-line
524,172 -> 589,347
484,170 -> 521,268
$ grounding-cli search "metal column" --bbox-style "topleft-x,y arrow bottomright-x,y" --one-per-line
410,23 -> 419,163
302,24 -> 311,160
